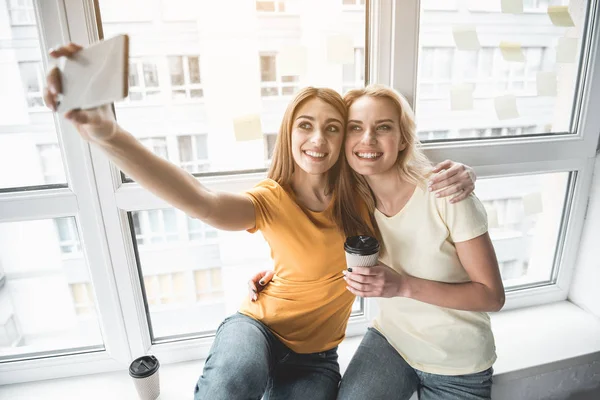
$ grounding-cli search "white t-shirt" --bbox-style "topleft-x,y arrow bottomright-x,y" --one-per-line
372,185 -> 496,376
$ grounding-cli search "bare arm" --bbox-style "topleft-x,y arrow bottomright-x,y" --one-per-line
400,233 -> 505,312
45,43 -> 255,231
344,233 -> 505,312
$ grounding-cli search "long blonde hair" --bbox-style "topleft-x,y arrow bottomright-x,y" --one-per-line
335,84 -> 433,240
268,87 -> 347,195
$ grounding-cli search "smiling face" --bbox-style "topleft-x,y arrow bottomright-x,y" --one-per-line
290,98 -> 345,176
345,95 -> 406,177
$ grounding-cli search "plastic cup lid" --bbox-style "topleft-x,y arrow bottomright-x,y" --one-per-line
129,355 -> 160,378
344,235 -> 380,256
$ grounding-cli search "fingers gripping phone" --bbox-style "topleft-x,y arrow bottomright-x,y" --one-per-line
56,34 -> 129,113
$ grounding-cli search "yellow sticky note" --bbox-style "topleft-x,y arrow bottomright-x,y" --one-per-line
452,26 -> 480,51
500,42 -> 525,62
501,0 -> 523,14
233,114 -> 262,141
494,95 -> 519,120
556,37 -> 578,63
523,192 -> 543,216
537,72 -> 557,97
278,45 -> 308,76
548,6 -> 575,27
327,35 -> 354,64
450,84 -> 474,111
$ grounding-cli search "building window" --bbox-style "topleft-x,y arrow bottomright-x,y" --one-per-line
417,130 -> 450,142
194,268 -> 224,302
256,1 -> 286,12
132,209 -> 178,245
144,272 -> 188,306
187,216 -> 218,241
259,53 -> 300,97
37,144 -> 64,184
177,135 -> 209,173
342,48 -> 365,93
139,137 -> 169,160
128,59 -> 161,101
264,133 -> 278,161
69,283 -> 96,316
418,48 -> 454,98
8,0 -> 35,25
54,218 -> 82,254
168,55 -> 203,100
342,0 -> 365,6
18,62 -> 44,108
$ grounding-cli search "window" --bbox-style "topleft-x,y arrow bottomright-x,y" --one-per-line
417,130 -> 450,141
256,1 -> 286,12
37,144 -> 66,184
342,48 -> 365,93
194,268 -> 224,302
127,59 -> 161,101
0,219 -> 103,361
139,137 -> 169,160
342,0 -> 365,6
7,0 -> 35,25
168,56 -> 204,100
187,216 -> 218,241
18,62 -> 44,108
177,135 -> 209,173
418,48 -> 454,98
69,283 -> 97,316
264,133 -> 278,161
259,53 -> 300,97
54,218 -> 82,254
143,273 -> 189,306
132,210 -> 178,245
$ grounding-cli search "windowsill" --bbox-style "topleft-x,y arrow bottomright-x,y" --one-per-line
1,301 -> 599,399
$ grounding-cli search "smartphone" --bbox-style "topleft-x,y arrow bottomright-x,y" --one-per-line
56,34 -> 129,113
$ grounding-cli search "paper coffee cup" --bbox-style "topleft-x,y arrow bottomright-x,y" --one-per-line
344,235 -> 380,268
129,355 -> 160,400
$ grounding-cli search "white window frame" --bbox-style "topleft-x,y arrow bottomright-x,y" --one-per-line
2,0 -> 599,385
167,55 -> 204,101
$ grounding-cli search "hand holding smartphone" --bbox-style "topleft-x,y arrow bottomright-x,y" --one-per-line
56,34 -> 129,113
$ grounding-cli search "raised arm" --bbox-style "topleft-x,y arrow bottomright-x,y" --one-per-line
45,44 -> 255,231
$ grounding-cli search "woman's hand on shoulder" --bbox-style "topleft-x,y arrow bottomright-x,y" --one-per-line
428,160 -> 476,203
343,262 -> 407,298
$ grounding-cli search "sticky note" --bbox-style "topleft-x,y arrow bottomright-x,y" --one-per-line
486,207 -> 499,229
450,84 -> 474,111
500,42 -> 525,62
494,95 -> 519,120
523,192 -> 543,216
278,45 -> 308,76
233,114 -> 262,141
501,0 -> 523,14
452,26 -> 480,51
537,72 -> 557,97
548,6 -> 575,27
556,37 -> 578,63
327,34 -> 354,64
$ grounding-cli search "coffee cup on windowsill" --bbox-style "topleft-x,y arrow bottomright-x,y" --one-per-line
129,355 -> 160,400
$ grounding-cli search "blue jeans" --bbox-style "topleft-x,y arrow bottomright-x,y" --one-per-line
194,313 -> 341,400
337,328 -> 493,400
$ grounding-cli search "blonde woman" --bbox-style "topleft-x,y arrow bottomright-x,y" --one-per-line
45,45 -> 477,400
336,85 -> 504,400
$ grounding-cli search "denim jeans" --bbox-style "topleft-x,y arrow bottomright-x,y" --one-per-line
337,328 -> 493,400
194,313 -> 341,400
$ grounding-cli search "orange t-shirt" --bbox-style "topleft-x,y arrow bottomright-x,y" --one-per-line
238,179 -> 355,354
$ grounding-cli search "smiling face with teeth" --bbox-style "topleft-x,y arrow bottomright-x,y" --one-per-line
290,98 -> 345,177
345,95 -> 407,177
